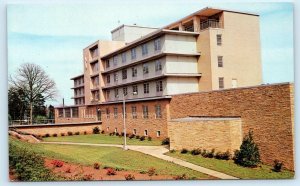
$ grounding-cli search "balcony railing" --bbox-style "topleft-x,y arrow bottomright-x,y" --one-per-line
200,19 -> 222,30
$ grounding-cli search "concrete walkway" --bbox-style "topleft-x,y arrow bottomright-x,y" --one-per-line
41,141 -> 238,179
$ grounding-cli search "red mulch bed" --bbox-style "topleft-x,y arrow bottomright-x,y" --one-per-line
44,158 -> 176,181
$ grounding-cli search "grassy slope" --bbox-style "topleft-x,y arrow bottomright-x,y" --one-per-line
10,137 -> 212,179
43,134 -> 162,146
166,151 -> 294,179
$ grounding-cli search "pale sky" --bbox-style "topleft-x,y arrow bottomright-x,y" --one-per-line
7,1 -> 294,106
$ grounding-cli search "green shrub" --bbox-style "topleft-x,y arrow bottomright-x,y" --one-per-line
201,149 -> 208,158
273,160 -> 283,172
93,127 -> 100,134
67,131 -> 73,136
135,135 -> 140,139
52,133 -> 57,137
181,148 -> 188,154
207,149 -> 215,158
9,140 -> 59,181
61,133 -> 65,136
147,136 -> 152,141
101,130 -> 105,134
84,131 -> 87,135
147,167 -> 156,177
34,115 -> 47,124
140,136 -> 146,141
234,130 -> 260,167
215,150 -> 231,160
45,133 -> 50,138
75,132 -> 80,135
161,138 -> 170,145
191,148 -> 201,155
129,134 -> 135,139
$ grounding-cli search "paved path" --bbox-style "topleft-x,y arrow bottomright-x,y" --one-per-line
41,141 -> 238,179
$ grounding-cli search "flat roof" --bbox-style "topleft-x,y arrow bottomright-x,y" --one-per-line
111,24 -> 158,33
70,74 -> 84,80
101,29 -> 199,59
164,7 -> 259,29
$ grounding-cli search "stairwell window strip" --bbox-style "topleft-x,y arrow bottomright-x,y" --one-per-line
217,34 -> 222,46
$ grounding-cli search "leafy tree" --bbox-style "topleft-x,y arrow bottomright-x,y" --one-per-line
48,105 -> 55,120
234,130 -> 260,167
9,63 -> 57,124
8,86 -> 29,120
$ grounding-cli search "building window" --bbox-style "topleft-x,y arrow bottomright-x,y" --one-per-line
114,107 -> 118,118
219,77 -> 224,89
132,106 -> 137,119
218,56 -> 223,67
115,128 -> 118,133
133,85 -> 138,95
144,130 -> 148,136
143,63 -> 149,74
90,46 -> 98,58
106,60 -> 110,68
122,69 -> 127,80
114,73 -> 118,82
131,48 -> 136,60
217,34 -> 222,46
106,108 -> 110,119
144,83 -> 149,94
72,107 -> 79,118
156,131 -> 161,137
91,62 -> 99,73
133,129 -> 137,135
154,38 -> 161,51
106,75 -> 110,84
123,87 -> 128,96
142,43 -> 148,56
114,88 -> 119,98
155,60 -> 162,71
156,81 -> 163,92
121,106 -> 127,118
106,90 -> 110,99
121,53 -> 126,63
142,105 -> 149,119
132,67 -> 137,77
106,127 -> 109,131
113,56 -> 118,66
155,105 -> 162,118
58,108 -> 64,118
65,108 -> 71,118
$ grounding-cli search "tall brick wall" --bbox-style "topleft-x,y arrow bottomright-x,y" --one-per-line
169,83 -> 294,170
101,99 -> 170,139
168,118 -> 242,153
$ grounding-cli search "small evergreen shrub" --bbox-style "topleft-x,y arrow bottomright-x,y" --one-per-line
215,150 -> 231,160
45,133 -> 50,137
207,149 -> 215,158
170,149 -> 176,153
129,134 -> 135,139
135,135 -> 140,139
147,167 -> 156,177
201,149 -> 208,158
181,148 -> 188,154
147,136 -> 152,141
67,131 -> 73,136
93,163 -> 100,170
60,133 -> 65,136
124,174 -> 135,180
84,131 -> 87,135
106,168 -> 116,175
161,138 -> 170,145
93,127 -> 100,134
234,130 -> 260,167
52,133 -> 57,137
75,131 -> 80,135
115,132 -> 120,136
140,136 -> 146,141
173,174 -> 187,180
273,160 -> 283,172
191,148 -> 201,155
101,130 -> 105,134
121,132 -> 125,136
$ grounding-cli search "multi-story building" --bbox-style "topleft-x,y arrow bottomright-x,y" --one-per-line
55,7 -> 262,138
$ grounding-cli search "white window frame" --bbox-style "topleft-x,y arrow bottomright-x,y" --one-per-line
156,81 -> 163,92
142,43 -> 148,56
143,63 -> 149,74
155,60 -> 162,71
132,67 -> 137,77
144,83 -> 149,94
131,48 -> 136,60
154,38 -> 161,51
155,105 -> 162,118
121,52 -> 126,63
114,88 -> 119,98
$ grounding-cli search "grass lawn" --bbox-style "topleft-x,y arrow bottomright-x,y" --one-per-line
166,151 -> 294,179
10,137 -> 212,179
43,134 -> 162,146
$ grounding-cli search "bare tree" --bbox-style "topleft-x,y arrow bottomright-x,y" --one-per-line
10,63 -> 57,124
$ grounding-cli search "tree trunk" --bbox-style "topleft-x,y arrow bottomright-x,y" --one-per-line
30,102 -> 33,125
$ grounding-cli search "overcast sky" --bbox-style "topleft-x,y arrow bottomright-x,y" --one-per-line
7,1 -> 294,106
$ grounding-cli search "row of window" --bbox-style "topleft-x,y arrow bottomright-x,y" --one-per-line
106,38 -> 161,68
75,98 -> 85,105
105,105 -> 162,119
74,78 -> 84,87
107,127 -> 161,137
58,107 -> 79,118
106,60 -> 162,84
106,80 -> 163,99
218,77 -> 238,89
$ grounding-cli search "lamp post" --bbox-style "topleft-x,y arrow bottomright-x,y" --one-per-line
123,91 -> 137,150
